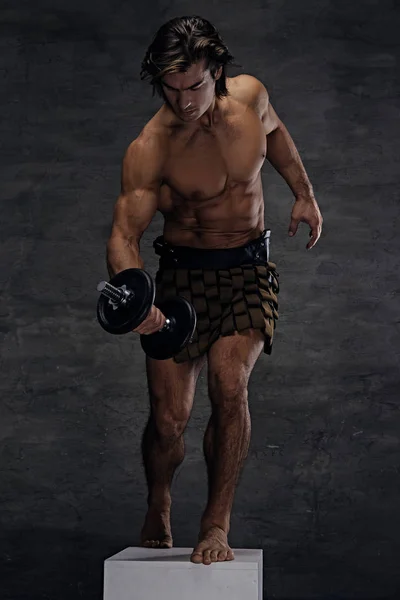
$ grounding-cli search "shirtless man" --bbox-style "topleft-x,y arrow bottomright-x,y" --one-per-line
106,16 -> 323,566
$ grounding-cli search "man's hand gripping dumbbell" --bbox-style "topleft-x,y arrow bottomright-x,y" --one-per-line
96,268 -> 196,361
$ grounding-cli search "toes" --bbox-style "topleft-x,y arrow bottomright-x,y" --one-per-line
210,550 -> 219,563
190,551 -> 203,564
142,540 -> 160,548
191,542 -> 233,565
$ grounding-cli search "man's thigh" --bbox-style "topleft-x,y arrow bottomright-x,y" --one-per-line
146,354 -> 206,413
206,329 -> 265,397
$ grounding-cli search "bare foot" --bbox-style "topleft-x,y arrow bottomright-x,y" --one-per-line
140,507 -> 173,548
190,525 -> 234,565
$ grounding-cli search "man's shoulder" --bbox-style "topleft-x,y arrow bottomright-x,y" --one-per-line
125,116 -> 169,163
228,74 -> 269,115
122,124 -> 168,183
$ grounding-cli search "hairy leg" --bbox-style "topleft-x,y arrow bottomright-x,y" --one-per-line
191,329 -> 265,564
141,354 -> 205,548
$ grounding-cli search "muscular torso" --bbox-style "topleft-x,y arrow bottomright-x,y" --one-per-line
152,76 -> 267,249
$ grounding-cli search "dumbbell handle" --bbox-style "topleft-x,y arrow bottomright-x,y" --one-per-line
97,281 -> 132,304
97,281 -> 173,331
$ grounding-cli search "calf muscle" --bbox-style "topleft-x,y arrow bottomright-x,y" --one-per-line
142,355 -> 205,510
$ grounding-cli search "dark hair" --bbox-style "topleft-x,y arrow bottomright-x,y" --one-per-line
140,16 -> 236,99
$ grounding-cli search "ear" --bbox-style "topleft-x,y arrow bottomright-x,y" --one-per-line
214,66 -> 223,80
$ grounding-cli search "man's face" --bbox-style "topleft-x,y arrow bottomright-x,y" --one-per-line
161,59 -> 222,122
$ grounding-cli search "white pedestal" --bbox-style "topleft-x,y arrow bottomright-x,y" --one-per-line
103,547 -> 263,600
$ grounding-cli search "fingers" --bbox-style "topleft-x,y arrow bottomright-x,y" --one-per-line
288,218 -> 299,237
289,217 -> 322,249
132,305 -> 166,335
306,226 -> 322,249
289,196 -> 323,248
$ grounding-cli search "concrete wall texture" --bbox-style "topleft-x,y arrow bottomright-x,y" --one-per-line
1,1 -> 400,598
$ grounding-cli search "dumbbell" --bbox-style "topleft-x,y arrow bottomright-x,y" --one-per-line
96,268 -> 196,360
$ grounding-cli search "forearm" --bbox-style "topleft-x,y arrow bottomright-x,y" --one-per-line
106,236 -> 144,278
266,123 -> 314,201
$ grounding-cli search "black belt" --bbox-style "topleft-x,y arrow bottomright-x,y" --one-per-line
153,230 -> 271,270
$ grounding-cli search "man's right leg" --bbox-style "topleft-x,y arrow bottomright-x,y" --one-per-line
140,353 -> 206,548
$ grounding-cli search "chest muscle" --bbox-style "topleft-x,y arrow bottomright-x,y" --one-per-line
163,110 -> 266,202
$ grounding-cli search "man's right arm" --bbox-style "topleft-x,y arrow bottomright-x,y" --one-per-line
106,134 -> 163,277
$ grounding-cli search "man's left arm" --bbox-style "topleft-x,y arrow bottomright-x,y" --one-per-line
257,81 -> 323,250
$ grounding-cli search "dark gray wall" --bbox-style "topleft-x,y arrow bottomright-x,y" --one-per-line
1,1 -> 400,598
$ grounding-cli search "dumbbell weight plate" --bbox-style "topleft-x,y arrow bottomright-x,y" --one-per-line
97,268 -> 155,334
140,297 -> 197,360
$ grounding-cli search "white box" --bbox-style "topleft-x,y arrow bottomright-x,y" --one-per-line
104,546 -> 263,600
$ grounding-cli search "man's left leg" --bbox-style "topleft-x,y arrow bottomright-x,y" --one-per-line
190,328 -> 265,565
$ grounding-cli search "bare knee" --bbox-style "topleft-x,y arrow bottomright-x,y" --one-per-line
208,371 -> 249,411
146,356 -> 204,441
150,392 -> 191,441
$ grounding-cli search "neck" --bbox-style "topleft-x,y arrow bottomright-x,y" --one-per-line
199,97 -> 219,128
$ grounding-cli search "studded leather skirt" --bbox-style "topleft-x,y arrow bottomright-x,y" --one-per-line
152,230 -> 280,363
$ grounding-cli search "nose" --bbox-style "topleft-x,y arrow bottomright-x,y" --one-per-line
178,93 -> 193,111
